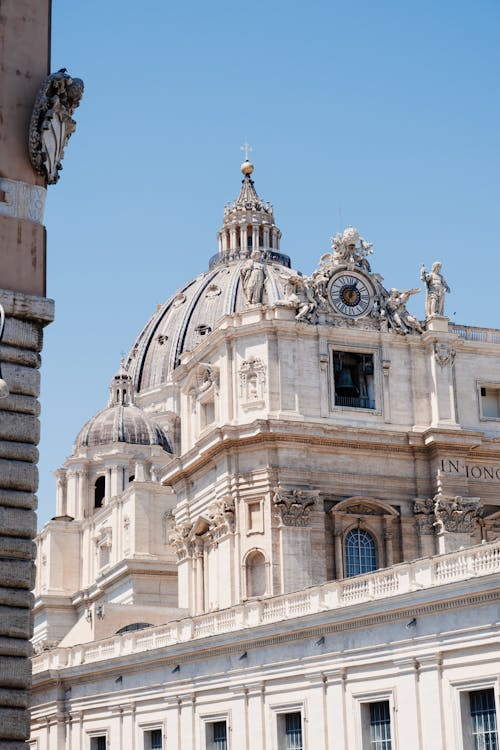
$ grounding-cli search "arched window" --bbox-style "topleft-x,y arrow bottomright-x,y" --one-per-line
94,476 -> 105,508
245,550 -> 267,597
344,528 -> 377,577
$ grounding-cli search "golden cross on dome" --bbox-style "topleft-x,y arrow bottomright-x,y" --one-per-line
240,142 -> 253,161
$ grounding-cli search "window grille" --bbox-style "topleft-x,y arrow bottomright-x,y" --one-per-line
369,701 -> 392,750
150,729 -> 162,749
345,529 -> 377,577
285,712 -> 303,750
213,721 -> 227,750
470,689 -> 498,750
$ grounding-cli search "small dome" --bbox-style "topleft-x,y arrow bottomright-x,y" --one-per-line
74,403 -> 172,451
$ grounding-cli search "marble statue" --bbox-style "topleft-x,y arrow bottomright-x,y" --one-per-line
330,227 -> 373,271
284,275 -> 317,322
383,288 -> 423,335
241,251 -> 266,304
420,262 -> 450,317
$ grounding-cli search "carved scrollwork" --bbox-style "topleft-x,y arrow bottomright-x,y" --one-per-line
272,486 -> 318,527
434,342 -> 455,368
433,494 -> 483,534
413,497 -> 436,536
169,521 -> 194,560
208,498 -> 235,538
28,68 -> 84,184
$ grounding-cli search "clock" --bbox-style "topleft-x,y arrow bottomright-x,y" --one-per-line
328,271 -> 373,318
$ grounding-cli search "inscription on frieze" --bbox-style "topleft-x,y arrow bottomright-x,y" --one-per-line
440,459 -> 500,482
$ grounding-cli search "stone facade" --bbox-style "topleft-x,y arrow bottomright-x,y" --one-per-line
30,163 -> 500,749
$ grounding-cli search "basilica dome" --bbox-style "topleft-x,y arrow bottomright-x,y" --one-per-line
126,166 -> 295,393
74,364 -> 172,451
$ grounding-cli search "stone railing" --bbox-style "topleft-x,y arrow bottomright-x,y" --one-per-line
32,540 -> 500,673
450,324 -> 500,344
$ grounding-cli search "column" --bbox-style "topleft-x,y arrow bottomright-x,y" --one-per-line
394,657 -> 422,750
263,225 -> 270,252
239,226 -> 246,257
55,469 -> 67,516
252,225 -> 259,252
417,654 -> 446,750
334,527 -> 344,580
195,539 -> 205,614
230,227 -> 237,254
383,517 -> 394,567
324,669 -> 347,750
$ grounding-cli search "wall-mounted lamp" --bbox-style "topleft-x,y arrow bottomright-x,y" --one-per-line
238,651 -> 248,660
96,604 -> 104,620
315,636 -> 325,646
405,618 -> 417,629
172,664 -> 180,673
0,304 -> 9,399
85,608 -> 92,623
115,675 -> 123,684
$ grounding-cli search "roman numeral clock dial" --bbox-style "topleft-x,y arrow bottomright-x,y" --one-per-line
328,272 -> 373,318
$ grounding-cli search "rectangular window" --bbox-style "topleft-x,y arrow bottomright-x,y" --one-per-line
212,721 -> 227,750
285,712 -> 303,750
470,688 -> 498,750
369,701 -> 392,750
480,386 -> 500,419
144,728 -> 163,750
333,351 -> 375,410
90,738 -> 106,750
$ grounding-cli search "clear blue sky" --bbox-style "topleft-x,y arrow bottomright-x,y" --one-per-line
38,0 -> 500,526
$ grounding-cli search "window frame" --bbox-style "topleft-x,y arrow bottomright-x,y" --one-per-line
270,702 -> 306,750
477,381 -> 500,422
343,526 -> 378,578
328,344 -> 383,417
452,679 -> 500,750
353,691 -> 396,750
200,712 -> 231,750
87,732 -> 108,750
141,725 -> 164,750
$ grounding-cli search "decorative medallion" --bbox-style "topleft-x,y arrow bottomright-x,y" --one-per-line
28,68 -> 84,184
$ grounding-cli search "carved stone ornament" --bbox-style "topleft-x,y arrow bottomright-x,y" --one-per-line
239,356 -> 266,404
279,227 -> 424,335
169,521 -> 194,560
343,503 -> 380,516
272,486 -> 317,527
413,497 -> 436,536
240,251 -> 267,305
208,498 -> 235,538
434,341 -> 455,368
28,68 -> 84,184
433,494 -> 483,534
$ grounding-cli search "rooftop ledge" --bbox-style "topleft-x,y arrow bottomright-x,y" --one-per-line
32,540 -> 500,674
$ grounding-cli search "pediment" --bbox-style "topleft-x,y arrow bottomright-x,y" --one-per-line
333,496 -> 399,517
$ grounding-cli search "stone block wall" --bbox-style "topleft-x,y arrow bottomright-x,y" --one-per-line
0,288 -> 53,748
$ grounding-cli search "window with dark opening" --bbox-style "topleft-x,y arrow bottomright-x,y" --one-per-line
94,476 -> 105,508
333,351 -> 375,410
212,721 -> 227,750
345,528 -> 377,577
470,688 -> 498,750
285,713 -> 303,750
369,701 -> 392,750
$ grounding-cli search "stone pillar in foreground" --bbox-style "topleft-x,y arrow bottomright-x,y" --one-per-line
0,2 -> 82,746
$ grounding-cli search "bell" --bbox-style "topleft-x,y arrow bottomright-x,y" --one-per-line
336,367 -> 358,395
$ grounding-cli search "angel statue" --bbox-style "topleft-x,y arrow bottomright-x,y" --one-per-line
383,288 -> 423,335
420,262 -> 450,317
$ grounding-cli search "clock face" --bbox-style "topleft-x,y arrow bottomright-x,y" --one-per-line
328,272 -> 373,318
